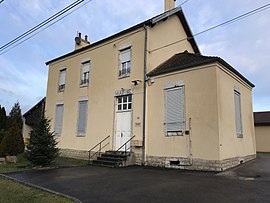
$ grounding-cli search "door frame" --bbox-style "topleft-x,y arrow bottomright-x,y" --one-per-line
113,93 -> 133,151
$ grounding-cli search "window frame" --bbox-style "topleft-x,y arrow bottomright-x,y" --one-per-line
164,85 -> 185,136
58,68 -> 66,92
80,61 -> 90,87
116,95 -> 132,112
77,100 -> 88,137
54,103 -> 64,136
118,47 -> 132,78
234,89 -> 243,138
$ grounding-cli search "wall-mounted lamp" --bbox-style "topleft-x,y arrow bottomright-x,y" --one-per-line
131,80 -> 142,86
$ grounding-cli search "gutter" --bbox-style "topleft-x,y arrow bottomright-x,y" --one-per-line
142,25 -> 148,166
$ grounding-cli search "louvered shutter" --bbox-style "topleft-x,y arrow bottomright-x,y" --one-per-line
55,104 -> 64,135
165,87 -> 184,132
234,91 -> 243,137
120,49 -> 131,63
77,100 -> 88,135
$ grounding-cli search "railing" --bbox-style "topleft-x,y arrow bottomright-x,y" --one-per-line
88,135 -> 110,163
116,135 -> 136,155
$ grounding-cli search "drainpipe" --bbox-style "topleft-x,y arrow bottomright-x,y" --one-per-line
142,25 -> 148,166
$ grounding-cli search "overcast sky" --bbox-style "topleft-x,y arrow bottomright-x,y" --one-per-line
0,0 -> 269,114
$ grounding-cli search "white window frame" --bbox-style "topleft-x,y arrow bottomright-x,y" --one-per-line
234,89 -> 243,138
164,85 -> 185,136
58,68 -> 66,92
54,103 -> 64,136
77,100 -> 88,136
80,61 -> 90,87
118,47 -> 131,78
117,95 -> 132,112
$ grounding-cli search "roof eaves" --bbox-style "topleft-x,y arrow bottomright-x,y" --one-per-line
46,8 -> 186,66
23,97 -> 46,117
216,58 -> 255,88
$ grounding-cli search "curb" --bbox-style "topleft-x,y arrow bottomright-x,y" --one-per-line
0,174 -> 81,203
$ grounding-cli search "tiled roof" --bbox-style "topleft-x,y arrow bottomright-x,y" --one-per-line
254,111 -> 270,126
147,51 -> 255,88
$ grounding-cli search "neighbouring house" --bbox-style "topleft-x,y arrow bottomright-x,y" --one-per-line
254,111 -> 270,152
22,97 -> 46,144
45,0 -> 256,171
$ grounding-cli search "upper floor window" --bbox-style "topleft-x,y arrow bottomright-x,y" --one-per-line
234,90 -> 243,138
119,47 -> 131,78
58,69 -> 66,92
81,61 -> 90,86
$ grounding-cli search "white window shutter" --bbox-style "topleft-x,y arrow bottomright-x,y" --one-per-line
77,100 -> 88,135
82,62 -> 90,73
120,49 -> 131,62
165,87 -> 184,132
234,91 -> 243,137
55,104 -> 64,135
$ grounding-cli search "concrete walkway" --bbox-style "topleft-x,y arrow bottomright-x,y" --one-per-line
5,153 -> 270,203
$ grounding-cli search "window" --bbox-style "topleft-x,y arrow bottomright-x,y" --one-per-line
164,86 -> 185,135
58,69 -> 66,92
80,61 -> 90,86
117,95 -> 132,111
55,104 -> 64,135
119,48 -> 131,78
234,90 -> 243,138
77,100 -> 88,136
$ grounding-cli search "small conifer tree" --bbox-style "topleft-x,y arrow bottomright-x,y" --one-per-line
25,115 -> 59,166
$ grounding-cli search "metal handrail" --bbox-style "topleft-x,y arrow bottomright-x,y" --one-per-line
116,135 -> 136,155
88,135 -> 110,163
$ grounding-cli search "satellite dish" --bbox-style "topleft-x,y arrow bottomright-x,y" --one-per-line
75,36 -> 81,45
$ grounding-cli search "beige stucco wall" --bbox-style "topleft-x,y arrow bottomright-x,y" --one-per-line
216,64 -> 256,160
255,126 -> 270,152
45,14 -> 196,154
147,65 -> 220,160
147,15 -> 194,73
46,29 -> 145,152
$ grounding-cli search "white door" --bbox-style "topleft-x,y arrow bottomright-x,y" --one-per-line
115,95 -> 132,151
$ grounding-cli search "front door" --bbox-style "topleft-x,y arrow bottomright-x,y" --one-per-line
115,95 -> 132,151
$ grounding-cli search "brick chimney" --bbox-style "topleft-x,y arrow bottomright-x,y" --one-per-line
74,32 -> 90,50
164,0 -> 176,12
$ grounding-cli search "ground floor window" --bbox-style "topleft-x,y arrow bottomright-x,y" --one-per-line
164,86 -> 185,135
55,104 -> 64,135
77,100 -> 88,136
234,90 -> 243,138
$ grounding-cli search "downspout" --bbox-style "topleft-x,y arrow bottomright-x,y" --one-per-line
142,25 -> 148,166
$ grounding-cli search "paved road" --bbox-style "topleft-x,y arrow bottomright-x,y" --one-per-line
5,153 -> 270,203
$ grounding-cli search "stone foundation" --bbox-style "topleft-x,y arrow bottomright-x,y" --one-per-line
59,148 -> 90,160
59,148 -> 256,171
135,154 -> 256,171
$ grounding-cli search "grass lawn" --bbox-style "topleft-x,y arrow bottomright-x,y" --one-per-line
0,177 -> 74,203
0,154 -> 88,173
0,154 -> 88,202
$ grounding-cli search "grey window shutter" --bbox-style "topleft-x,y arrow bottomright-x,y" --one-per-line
77,100 -> 88,135
234,91 -> 243,137
55,104 -> 64,135
165,87 -> 184,132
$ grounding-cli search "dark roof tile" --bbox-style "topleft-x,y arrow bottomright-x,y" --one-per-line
254,111 -> 270,126
147,51 -> 255,88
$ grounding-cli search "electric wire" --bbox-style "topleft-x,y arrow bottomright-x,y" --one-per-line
149,3 -> 270,53
0,0 -> 86,52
